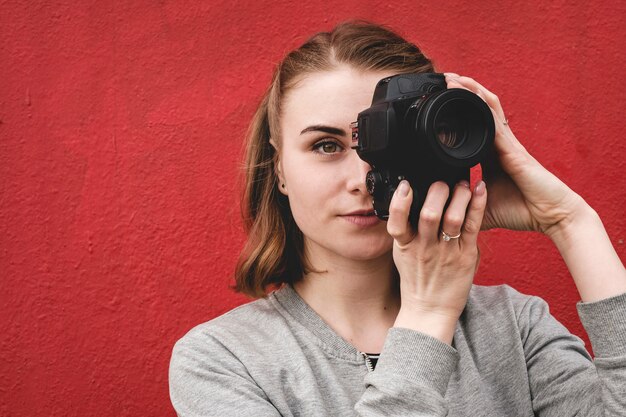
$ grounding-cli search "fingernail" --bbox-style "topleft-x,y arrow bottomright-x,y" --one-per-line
458,180 -> 470,188
444,72 -> 460,78
475,180 -> 486,195
397,180 -> 410,197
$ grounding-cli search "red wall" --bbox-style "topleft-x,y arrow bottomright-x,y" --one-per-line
1,1 -> 624,415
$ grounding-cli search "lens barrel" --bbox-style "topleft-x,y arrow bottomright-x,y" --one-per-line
415,88 -> 495,167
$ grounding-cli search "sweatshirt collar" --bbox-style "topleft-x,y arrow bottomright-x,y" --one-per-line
270,284 -> 364,362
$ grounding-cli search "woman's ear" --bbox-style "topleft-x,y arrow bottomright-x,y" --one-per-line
269,138 -> 288,195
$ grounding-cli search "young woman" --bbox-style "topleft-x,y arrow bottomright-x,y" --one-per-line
169,22 -> 626,416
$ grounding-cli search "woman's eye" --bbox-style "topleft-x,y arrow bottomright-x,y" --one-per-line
313,141 -> 343,155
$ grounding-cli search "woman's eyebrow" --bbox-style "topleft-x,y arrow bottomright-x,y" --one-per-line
300,125 -> 347,136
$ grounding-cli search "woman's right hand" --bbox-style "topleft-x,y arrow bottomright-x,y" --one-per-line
387,179 -> 488,344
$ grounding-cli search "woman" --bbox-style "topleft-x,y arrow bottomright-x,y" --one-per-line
169,21 -> 626,416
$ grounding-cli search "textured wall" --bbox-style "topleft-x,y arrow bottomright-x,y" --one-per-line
1,0 -> 625,415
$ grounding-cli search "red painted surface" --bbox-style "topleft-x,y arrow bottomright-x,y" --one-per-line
1,1 -> 624,415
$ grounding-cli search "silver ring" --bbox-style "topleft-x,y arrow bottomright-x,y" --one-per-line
441,230 -> 461,241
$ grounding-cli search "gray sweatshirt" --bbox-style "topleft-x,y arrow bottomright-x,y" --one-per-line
169,284 -> 626,416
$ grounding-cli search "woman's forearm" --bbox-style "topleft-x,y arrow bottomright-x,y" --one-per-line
547,201 -> 626,303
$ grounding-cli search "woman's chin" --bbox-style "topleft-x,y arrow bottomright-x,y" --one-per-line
340,241 -> 393,262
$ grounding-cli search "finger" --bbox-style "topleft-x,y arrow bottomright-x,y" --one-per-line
440,180 -> 472,242
460,180 -> 487,247
445,76 -> 474,94
387,180 -> 415,247
417,181 -> 450,246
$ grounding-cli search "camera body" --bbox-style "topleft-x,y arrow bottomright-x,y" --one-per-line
350,73 -> 495,224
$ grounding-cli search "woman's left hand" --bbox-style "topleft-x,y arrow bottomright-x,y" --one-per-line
445,74 -> 626,304
444,73 -> 588,237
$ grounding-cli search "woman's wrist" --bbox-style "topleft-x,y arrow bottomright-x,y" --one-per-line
543,195 -> 597,244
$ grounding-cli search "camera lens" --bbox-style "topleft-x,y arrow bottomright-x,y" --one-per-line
434,119 -> 467,149
433,97 -> 482,157
417,89 -> 495,167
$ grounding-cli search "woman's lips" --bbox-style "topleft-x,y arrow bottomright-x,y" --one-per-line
340,212 -> 381,226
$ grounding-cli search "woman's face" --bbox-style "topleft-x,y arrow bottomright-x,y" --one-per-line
276,66 -> 395,263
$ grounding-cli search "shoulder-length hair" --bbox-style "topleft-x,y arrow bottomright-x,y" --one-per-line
235,21 -> 435,298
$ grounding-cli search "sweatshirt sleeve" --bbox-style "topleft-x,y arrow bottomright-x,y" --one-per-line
354,327 -> 459,416
520,291 -> 626,417
577,292 -> 626,415
169,329 -> 282,417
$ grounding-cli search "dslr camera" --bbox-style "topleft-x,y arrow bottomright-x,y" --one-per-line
350,73 -> 495,225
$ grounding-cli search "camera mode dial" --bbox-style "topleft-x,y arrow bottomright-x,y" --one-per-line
366,171 -> 385,200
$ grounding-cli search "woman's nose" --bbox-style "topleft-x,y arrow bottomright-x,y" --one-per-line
346,151 -> 372,194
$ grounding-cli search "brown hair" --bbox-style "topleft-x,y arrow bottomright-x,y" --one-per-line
235,21 -> 435,298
